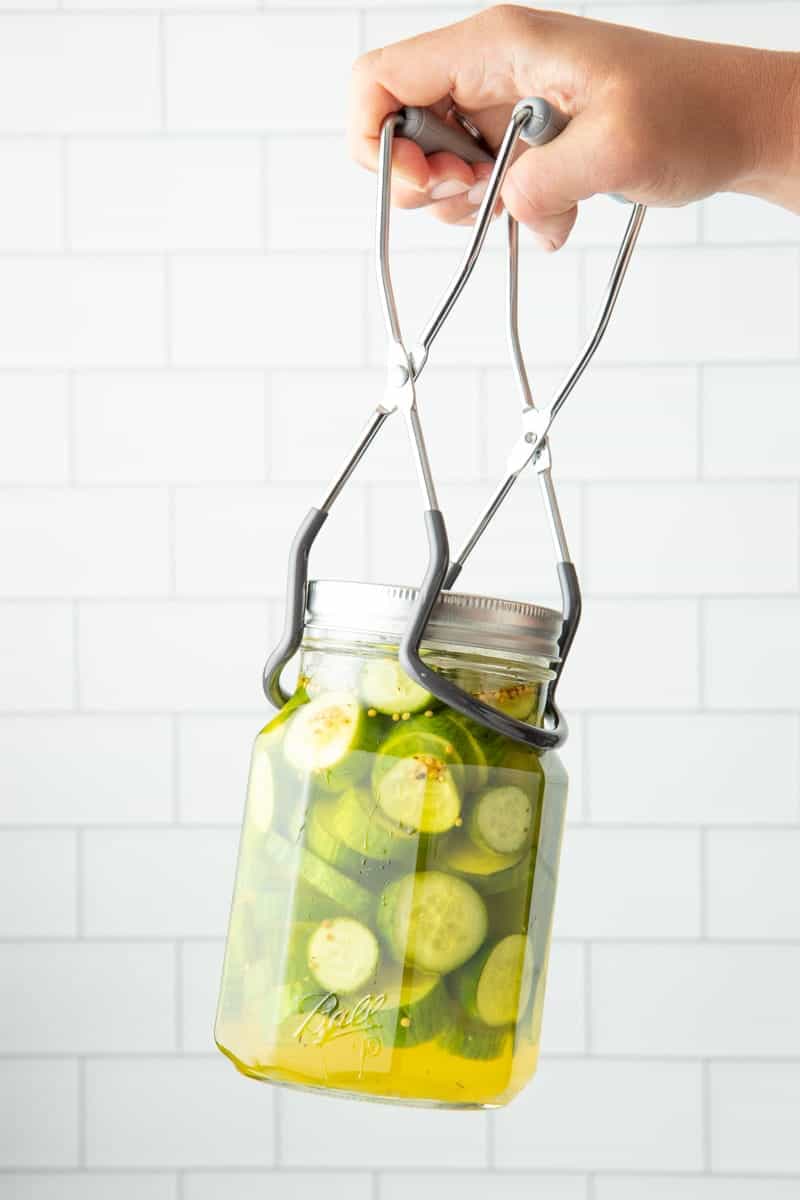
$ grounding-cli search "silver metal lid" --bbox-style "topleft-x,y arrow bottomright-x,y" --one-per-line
306,580 -> 562,662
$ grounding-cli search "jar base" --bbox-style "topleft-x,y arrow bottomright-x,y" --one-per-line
216,1034 -> 537,1110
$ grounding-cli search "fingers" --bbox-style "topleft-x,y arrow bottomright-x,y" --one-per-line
501,112 -> 600,249
348,7 -> 604,246
390,159 -> 499,229
349,9 -> 526,179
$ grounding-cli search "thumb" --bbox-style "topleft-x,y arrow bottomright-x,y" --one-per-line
502,112 -> 603,250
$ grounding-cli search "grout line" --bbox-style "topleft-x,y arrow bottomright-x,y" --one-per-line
72,600 -> 81,711
702,1059 -> 713,1171
168,485 -> 178,595
584,941 -> 593,1055
0,357 -> 798,375
699,828 -> 709,940
355,6 -> 367,55
77,1056 -> 87,1167
273,1083 -> 283,1168
6,474 -> 789,491
697,597 -> 706,710
10,933 -> 800,950
65,371 -> 77,485
3,706 -> 800,723
163,255 -> 173,366
264,371 -> 273,482
260,138 -> 270,251
158,12 -> 168,133
486,1110 -> 496,1169
5,816 -> 799,834
175,940 -> 183,1054
60,138 -> 71,251
0,1166 -> 798,1182
171,713 -> 181,822
75,830 -> 83,938
4,1050 -> 800,1067
696,364 -> 704,480
580,712 -> 591,823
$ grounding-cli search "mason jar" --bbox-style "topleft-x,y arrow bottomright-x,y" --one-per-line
215,580 -> 568,1109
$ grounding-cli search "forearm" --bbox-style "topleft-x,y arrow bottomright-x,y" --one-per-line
732,50 -> 800,212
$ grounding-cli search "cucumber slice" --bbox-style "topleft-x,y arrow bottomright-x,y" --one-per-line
374,752 -> 461,835
374,725 -> 465,785
453,933 -> 534,1027
377,871 -> 487,974
360,658 -> 435,716
408,714 -> 489,791
264,831 -> 374,923
306,917 -> 380,995
246,733 -> 276,833
372,726 -> 463,834
277,920 -> 319,985
443,715 -> 491,790
468,785 -> 533,856
305,790 -> 417,881
305,797 -> 368,879
484,884 -> 531,939
291,880 -> 349,924
284,691 -> 378,793
372,968 -> 449,1048
438,1017 -> 509,1061
456,673 -> 539,723
437,833 -> 529,896
332,786 -> 416,865
488,683 -> 539,722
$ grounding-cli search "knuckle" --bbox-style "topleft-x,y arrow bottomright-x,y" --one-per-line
480,4 -> 526,37
351,48 -> 382,82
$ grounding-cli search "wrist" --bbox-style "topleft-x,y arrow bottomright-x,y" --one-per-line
731,50 -> 800,205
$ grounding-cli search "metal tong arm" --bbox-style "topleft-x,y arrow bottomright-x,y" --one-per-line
378,100 -> 558,378
384,100 -> 581,749
263,407 -> 391,707
449,203 -> 647,587
264,99 -> 565,730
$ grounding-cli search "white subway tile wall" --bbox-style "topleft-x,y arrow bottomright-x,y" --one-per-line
0,0 -> 798,1194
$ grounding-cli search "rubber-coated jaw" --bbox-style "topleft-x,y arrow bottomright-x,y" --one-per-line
262,507 -> 328,708
399,511 -> 567,751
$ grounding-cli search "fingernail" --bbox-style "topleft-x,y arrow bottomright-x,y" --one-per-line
531,232 -> 556,252
466,181 -> 488,206
456,216 -> 477,226
429,179 -> 470,200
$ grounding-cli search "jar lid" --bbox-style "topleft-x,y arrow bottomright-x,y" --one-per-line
306,580 -> 562,662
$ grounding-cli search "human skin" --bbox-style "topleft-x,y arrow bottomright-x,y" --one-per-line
349,5 -> 800,249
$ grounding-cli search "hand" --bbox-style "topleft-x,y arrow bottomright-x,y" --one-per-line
349,5 -> 800,249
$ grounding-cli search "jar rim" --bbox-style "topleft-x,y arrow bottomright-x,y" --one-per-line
306,580 -> 562,663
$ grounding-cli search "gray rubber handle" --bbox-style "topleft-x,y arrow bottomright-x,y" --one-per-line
397,106 -> 493,164
397,98 -> 569,160
513,97 -> 569,147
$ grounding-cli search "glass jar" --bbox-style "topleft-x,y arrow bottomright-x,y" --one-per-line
216,580 -> 568,1109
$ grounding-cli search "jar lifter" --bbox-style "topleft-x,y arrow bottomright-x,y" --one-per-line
264,99 -> 647,751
